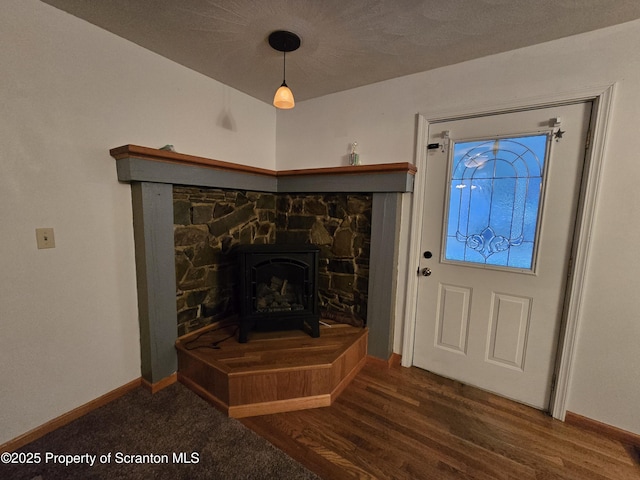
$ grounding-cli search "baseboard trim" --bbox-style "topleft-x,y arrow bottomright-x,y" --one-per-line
389,353 -> 402,368
178,372 -> 230,415
366,353 -> 402,369
229,395 -> 332,419
565,411 -> 640,446
0,378 -> 142,453
142,372 -> 177,393
331,354 -> 368,401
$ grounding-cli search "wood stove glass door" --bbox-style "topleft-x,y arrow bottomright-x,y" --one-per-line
251,259 -> 310,315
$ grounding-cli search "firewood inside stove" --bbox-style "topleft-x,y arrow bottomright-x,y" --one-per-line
256,276 -> 304,312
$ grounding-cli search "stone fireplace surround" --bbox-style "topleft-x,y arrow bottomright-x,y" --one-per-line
174,187 -> 373,337
111,145 -> 415,385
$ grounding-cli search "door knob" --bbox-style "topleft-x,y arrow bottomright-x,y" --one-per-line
421,267 -> 432,277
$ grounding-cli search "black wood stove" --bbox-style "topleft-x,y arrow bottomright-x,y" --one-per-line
237,244 -> 320,343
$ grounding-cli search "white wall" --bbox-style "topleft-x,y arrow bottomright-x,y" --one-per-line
276,21 -> 640,434
0,0 -> 275,445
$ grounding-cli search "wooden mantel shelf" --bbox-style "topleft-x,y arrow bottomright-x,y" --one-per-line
110,144 -> 416,178
277,162 -> 416,177
110,144 -> 416,194
110,144 -> 276,177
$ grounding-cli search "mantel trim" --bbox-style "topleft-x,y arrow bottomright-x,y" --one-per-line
110,144 -> 416,193
110,144 -> 276,177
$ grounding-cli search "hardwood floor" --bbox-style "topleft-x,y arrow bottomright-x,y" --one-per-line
241,362 -> 640,480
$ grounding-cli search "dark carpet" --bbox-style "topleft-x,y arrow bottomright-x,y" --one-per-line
1,383 -> 321,480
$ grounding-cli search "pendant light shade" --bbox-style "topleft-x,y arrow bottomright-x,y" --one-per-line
269,30 -> 300,110
274,82 -> 295,109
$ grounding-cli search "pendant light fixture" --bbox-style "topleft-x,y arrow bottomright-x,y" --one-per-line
269,30 -> 300,109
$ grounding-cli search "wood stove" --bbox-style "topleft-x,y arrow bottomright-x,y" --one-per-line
237,244 -> 320,343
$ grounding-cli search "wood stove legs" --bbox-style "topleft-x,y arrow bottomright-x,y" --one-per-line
238,319 -> 252,343
309,317 -> 320,338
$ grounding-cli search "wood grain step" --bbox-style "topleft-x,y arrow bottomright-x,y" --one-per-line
176,321 -> 367,417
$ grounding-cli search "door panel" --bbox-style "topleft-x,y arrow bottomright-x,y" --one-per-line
435,284 -> 471,354
412,103 -> 591,409
486,292 -> 531,370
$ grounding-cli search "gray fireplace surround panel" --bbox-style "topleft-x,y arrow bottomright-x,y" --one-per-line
111,145 -> 415,385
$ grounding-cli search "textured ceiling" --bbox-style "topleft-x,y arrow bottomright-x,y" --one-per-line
41,0 -> 640,104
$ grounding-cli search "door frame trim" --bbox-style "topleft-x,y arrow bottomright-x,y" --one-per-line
401,84 -> 616,420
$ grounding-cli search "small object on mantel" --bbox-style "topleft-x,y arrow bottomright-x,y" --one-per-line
349,142 -> 360,166
159,144 -> 176,152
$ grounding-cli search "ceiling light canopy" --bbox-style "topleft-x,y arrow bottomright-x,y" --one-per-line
269,30 -> 300,110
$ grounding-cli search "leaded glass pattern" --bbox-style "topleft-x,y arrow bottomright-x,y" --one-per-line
444,134 -> 548,270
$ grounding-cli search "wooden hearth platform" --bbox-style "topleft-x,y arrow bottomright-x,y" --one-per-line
176,321 -> 368,418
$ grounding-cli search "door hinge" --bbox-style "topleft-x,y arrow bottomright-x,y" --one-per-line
550,372 -> 557,393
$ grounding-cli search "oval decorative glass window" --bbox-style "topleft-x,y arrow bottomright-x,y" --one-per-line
444,134 -> 549,270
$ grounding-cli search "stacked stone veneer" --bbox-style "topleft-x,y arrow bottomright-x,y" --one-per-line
276,194 -> 371,327
173,186 -> 372,336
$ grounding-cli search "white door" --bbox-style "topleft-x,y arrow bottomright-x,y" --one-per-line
412,103 -> 592,409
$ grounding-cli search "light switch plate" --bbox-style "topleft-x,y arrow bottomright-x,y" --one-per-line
36,228 -> 55,249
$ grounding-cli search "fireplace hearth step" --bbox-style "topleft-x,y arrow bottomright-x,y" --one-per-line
176,320 -> 367,418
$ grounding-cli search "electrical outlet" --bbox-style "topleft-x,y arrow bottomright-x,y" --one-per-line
36,228 -> 55,249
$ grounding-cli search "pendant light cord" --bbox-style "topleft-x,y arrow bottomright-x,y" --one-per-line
282,50 -> 287,86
